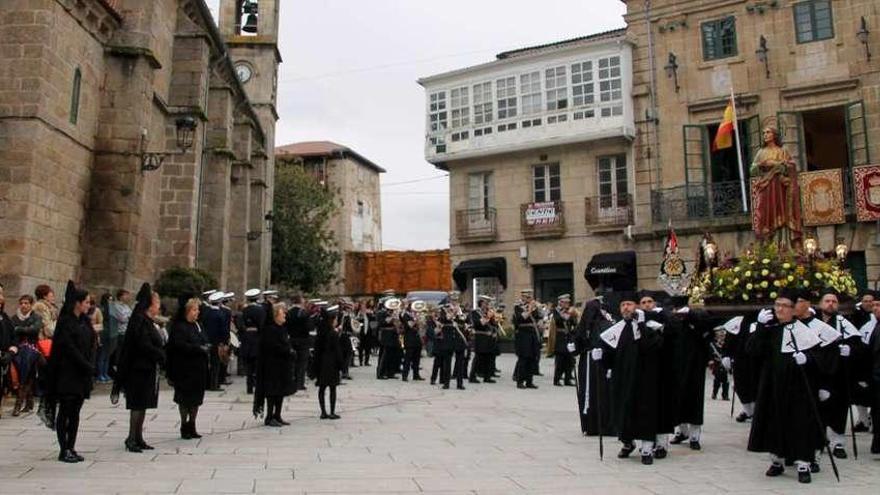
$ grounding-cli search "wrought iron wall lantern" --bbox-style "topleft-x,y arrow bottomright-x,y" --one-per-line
140,116 -> 197,173
857,16 -> 872,61
664,52 -> 680,93
755,35 -> 770,79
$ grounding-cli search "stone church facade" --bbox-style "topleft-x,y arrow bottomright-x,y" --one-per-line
0,0 -> 280,298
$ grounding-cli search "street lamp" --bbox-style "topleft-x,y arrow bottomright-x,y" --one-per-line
857,16 -> 872,61
140,116 -> 198,173
664,52 -> 680,93
755,35 -> 770,79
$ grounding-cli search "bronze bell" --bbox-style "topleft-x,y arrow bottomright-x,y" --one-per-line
241,13 -> 258,33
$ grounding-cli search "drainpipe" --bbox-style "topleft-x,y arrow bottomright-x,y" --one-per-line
645,0 -> 661,191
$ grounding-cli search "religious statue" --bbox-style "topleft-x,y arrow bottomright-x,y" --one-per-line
750,126 -> 802,247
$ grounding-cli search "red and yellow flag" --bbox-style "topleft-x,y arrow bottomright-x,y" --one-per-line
713,99 -> 735,151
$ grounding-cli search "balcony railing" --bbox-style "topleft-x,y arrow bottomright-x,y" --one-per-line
521,200 -> 566,239
651,181 -> 750,224
585,194 -> 633,228
455,208 -> 497,243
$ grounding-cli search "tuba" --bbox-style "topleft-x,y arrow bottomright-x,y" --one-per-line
384,297 -> 402,311
411,300 -> 428,313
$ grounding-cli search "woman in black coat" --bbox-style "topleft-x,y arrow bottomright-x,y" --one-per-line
113,283 -> 165,452
253,304 -> 295,427
314,307 -> 344,419
166,296 -> 210,439
46,281 -> 94,463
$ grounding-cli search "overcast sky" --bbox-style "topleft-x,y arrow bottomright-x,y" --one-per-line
206,0 -> 626,250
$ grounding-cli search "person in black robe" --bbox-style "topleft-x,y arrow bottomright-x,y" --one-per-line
638,292 -> 676,458
573,296 -> 615,437
513,289 -> 542,390
747,289 -> 835,484
667,297 -> 715,451
166,296 -> 210,440
851,290 -> 877,432
867,302 -> 880,454
338,305 -> 356,380
45,281 -> 93,463
816,289 -> 866,459
401,302 -> 423,382
721,311 -> 762,422
315,306 -> 344,419
240,289 -> 266,394
592,291 -> 663,465
113,283 -> 165,453
449,300 -> 468,390
253,303 -> 295,427
376,299 -> 401,380
551,294 -> 577,387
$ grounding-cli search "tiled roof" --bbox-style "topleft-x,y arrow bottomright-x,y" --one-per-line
276,141 -> 386,173
496,27 -> 627,59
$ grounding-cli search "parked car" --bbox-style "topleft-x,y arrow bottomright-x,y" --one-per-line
404,291 -> 450,309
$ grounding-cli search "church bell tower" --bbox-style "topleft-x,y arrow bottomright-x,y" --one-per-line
218,0 -> 281,288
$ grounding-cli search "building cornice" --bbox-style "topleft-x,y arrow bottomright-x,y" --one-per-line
55,0 -> 122,44
780,78 -> 860,100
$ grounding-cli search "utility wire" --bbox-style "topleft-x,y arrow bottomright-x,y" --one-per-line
381,174 -> 448,187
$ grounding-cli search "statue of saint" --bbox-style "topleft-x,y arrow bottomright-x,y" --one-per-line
749,126 -> 802,247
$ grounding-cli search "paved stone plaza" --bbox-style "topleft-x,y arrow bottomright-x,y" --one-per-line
0,354 -> 877,494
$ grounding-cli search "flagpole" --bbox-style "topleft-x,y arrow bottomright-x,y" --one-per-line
730,86 -> 748,213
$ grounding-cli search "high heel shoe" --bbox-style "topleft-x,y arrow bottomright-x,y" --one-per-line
124,438 -> 143,453
138,439 -> 154,450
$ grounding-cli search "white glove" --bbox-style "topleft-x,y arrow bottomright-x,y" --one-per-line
757,308 -> 773,324
566,342 -> 576,353
808,307 -> 816,316
606,369 -> 612,379
793,352 -> 807,366
635,309 -> 645,323
675,306 -> 690,314
591,348 -> 603,361
8,346 -> 17,354
721,357 -> 732,371
858,381 -> 868,389
818,389 -> 831,402
855,302 -> 863,310
646,320 -> 664,330
652,307 -> 663,313
839,344 -> 851,357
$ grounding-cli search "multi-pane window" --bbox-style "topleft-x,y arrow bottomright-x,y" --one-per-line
794,1 -> 834,43
598,155 -> 628,209
533,164 -> 561,203
520,71 -> 542,115
545,66 -> 568,111
468,172 -> 494,217
496,77 -> 517,120
450,87 -> 469,129
598,56 -> 622,117
571,61 -> 594,108
473,82 -> 493,125
701,17 -> 738,60
429,91 -> 447,132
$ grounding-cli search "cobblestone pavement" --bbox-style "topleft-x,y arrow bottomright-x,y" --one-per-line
0,354 -> 877,494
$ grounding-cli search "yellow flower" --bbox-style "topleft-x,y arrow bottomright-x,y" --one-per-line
787,275 -> 794,282
742,294 -> 750,301
770,291 -> 778,299
745,271 -> 752,277
761,281 -> 768,288
803,280 -> 810,287
733,278 -> 740,285
761,269 -> 769,276
773,280 -> 781,287
762,258 -> 770,264
782,263 -> 791,269
815,273 -> 823,279
734,266 -> 741,273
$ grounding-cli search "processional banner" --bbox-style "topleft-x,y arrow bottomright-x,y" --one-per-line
797,169 -> 845,226
853,165 -> 880,222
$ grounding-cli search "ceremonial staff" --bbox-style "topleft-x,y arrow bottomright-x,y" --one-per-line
843,357 -> 859,459
787,325 -> 840,482
595,355 -> 605,461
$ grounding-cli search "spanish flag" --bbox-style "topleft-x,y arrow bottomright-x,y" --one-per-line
713,99 -> 735,151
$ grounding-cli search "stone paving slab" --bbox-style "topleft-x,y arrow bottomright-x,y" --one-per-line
0,355 -> 878,494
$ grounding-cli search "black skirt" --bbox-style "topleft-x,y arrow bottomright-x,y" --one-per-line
125,366 -> 159,410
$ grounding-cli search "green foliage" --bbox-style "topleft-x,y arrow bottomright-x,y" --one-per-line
155,266 -> 218,299
271,164 -> 341,293
689,241 -> 858,305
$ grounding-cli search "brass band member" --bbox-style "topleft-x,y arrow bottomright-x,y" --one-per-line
448,292 -> 469,390
514,289 -> 542,389
552,294 -> 577,387
401,300 -> 424,381
469,296 -> 498,384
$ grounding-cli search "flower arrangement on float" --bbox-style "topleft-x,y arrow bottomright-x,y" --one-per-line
688,240 -> 858,305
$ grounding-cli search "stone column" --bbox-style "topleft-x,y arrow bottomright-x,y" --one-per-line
247,155 -> 267,288
226,162 -> 251,296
